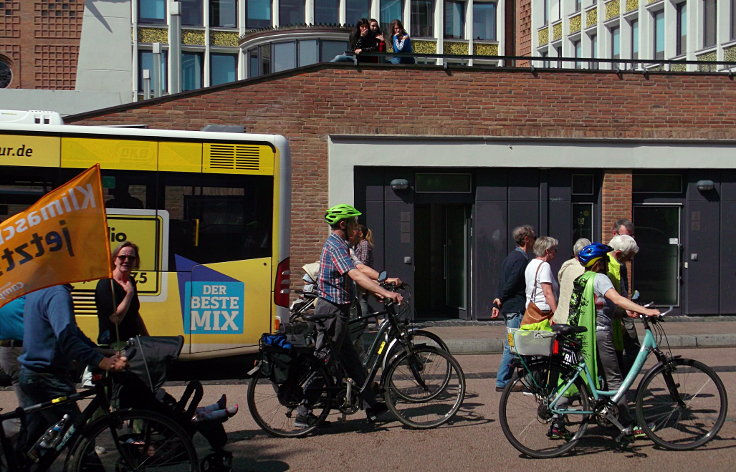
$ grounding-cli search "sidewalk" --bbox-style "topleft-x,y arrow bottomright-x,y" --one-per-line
403,317 -> 736,354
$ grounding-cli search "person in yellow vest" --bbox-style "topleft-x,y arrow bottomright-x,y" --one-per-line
553,238 -> 591,325
607,234 -> 639,375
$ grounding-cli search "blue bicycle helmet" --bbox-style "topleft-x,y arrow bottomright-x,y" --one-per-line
577,243 -> 613,268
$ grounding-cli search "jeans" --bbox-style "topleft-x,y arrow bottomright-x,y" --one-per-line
0,346 -> 23,438
496,312 -> 522,388
18,368 -> 81,454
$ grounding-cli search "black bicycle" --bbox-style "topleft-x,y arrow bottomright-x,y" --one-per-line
0,370 -> 198,472
247,284 -> 465,437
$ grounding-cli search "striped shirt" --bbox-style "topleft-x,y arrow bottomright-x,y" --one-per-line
318,232 -> 357,305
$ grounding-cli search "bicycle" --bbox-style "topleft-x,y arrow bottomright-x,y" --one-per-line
0,369 -> 199,471
289,272 -> 450,364
499,308 -> 728,458
247,285 -> 466,437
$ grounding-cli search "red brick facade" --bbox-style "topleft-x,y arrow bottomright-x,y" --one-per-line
0,0 -> 84,89
67,64 -> 736,276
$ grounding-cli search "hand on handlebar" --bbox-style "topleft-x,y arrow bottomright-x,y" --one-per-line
630,307 -> 660,318
385,291 -> 403,305
386,277 -> 403,287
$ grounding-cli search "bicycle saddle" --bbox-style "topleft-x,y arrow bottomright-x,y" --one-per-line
551,324 -> 587,335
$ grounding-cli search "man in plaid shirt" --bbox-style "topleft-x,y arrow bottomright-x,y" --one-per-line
302,204 -> 401,426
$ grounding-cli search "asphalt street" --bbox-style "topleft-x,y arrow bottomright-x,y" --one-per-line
3,347 -> 734,471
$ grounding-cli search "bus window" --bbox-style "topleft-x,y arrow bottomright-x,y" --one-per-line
161,173 -> 273,267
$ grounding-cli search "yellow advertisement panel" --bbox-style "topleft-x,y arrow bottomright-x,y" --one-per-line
62,137 -> 157,171
74,209 -> 169,296
0,165 -> 111,307
0,135 -> 60,167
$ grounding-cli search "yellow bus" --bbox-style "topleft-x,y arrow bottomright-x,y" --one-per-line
0,110 -> 291,359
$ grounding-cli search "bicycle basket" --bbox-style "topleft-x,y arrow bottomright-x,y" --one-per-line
510,329 -> 555,356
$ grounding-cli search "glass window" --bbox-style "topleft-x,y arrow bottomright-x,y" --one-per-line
572,39 -> 581,68
574,0 -> 581,13
273,42 -> 297,72
572,203 -> 594,242
210,0 -> 236,27
380,0 -> 404,40
631,19 -> 639,60
181,51 -> 203,91
590,32 -> 597,69
703,0 -> 716,48
411,0 -> 434,37
473,1 -> 496,41
0,60 -> 11,88
246,0 -> 271,28
210,53 -> 237,85
138,50 -> 168,93
180,0 -> 203,27
732,0 -> 736,40
611,26 -> 620,59
542,0 -> 548,26
346,0 -> 371,24
280,0 -> 305,26
315,0 -> 339,24
320,40 -> 348,61
676,2 -> 686,55
654,10 -> 664,60
633,174 -> 683,193
260,44 -> 271,75
549,0 -> 560,22
248,48 -> 259,77
415,173 -> 471,193
162,173 -> 273,265
139,0 -> 166,23
444,0 -> 465,39
299,40 -> 318,66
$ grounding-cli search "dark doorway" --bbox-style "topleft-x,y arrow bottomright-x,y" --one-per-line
414,203 -> 471,318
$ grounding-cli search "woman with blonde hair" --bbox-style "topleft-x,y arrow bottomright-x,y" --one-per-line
522,236 -> 559,324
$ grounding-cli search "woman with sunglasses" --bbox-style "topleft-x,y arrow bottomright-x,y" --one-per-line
95,241 -> 148,349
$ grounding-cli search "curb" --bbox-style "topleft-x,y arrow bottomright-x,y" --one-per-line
442,334 -> 736,355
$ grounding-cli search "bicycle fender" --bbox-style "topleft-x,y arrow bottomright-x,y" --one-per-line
247,362 -> 261,377
636,360 -> 669,395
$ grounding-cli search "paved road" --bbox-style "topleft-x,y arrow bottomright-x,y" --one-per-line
2,347 -> 734,471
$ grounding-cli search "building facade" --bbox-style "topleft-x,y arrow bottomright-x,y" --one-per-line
66,64 -> 736,319
532,0 -> 736,70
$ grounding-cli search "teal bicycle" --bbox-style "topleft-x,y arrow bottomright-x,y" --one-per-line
499,309 -> 728,458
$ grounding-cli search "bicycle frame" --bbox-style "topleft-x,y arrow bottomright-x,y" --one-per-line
550,317 -> 665,417
0,383 -> 105,471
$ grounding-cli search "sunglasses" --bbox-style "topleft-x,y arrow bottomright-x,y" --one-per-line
117,255 -> 137,261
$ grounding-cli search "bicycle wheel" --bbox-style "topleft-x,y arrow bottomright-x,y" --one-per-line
499,362 -> 591,458
247,355 -> 333,438
384,346 -> 465,429
66,409 -> 198,472
635,357 -> 728,450
382,329 -> 449,370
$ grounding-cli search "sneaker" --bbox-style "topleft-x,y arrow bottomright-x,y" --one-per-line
294,413 -> 322,428
628,425 -> 647,439
547,424 -> 572,440
365,402 -> 389,422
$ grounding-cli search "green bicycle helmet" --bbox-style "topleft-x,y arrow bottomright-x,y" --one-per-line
324,204 -> 362,225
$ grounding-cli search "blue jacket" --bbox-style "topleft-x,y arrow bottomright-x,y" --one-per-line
391,34 -> 415,64
19,285 -> 103,373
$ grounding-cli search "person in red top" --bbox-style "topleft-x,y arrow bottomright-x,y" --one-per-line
369,19 -> 387,58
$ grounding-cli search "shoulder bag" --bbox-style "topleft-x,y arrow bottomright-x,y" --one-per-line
521,261 -> 554,326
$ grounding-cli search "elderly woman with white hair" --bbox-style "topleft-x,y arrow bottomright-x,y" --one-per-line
552,238 -> 591,324
522,236 -> 559,324
607,234 -> 640,374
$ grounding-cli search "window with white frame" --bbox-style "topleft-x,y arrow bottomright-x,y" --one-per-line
246,0 -> 271,28
572,38 -> 581,68
315,0 -> 340,24
411,0 -> 434,37
444,0 -> 465,39
381,0 -> 404,39
611,26 -> 620,59
181,51 -> 204,91
346,0 -> 371,24
210,0 -> 236,27
210,53 -> 237,85
180,0 -> 203,26
676,2 -> 687,55
138,50 -> 168,93
590,32 -> 597,68
550,0 -> 561,22
732,0 -> 736,40
280,0 -> 305,26
631,19 -> 639,60
703,0 -> 717,48
139,0 -> 166,24
473,1 -> 496,40
653,9 -> 664,59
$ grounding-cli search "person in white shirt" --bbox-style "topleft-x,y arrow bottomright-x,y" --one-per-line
524,236 -> 559,316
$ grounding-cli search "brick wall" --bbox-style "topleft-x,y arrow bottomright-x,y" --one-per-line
67,64 -> 736,278
517,0 -> 533,61
0,0 -> 84,89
